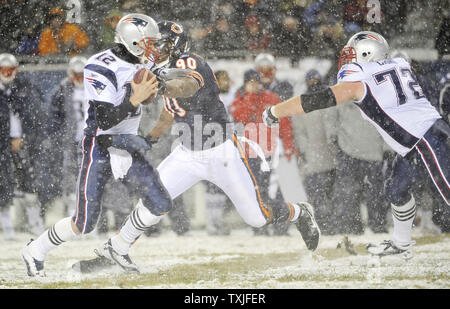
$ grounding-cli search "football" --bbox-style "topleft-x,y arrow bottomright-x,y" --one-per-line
133,68 -> 153,84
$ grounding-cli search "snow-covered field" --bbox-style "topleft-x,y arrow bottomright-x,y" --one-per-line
1,227 -> 449,289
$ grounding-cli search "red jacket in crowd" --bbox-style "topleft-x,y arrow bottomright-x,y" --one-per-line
230,88 -> 297,160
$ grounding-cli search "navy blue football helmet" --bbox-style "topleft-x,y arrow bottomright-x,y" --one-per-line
156,21 -> 190,67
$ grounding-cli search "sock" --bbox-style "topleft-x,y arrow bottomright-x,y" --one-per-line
112,200 -> 163,255
287,202 -> 301,222
391,195 -> 416,245
28,217 -> 77,261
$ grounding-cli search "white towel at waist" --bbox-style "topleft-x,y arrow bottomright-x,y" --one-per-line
108,147 -> 133,180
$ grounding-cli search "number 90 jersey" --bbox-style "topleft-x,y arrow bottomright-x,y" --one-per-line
337,58 -> 442,156
162,53 -> 230,151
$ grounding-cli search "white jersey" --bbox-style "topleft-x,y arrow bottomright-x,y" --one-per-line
83,48 -> 154,136
337,58 -> 441,156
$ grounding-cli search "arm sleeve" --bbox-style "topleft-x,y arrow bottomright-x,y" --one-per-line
93,99 -> 138,130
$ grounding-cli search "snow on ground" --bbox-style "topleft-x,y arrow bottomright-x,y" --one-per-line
0,227 -> 449,289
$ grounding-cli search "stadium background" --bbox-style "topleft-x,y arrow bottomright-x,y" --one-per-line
0,0 -> 449,230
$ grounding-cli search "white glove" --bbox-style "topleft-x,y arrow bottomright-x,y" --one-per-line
152,67 -> 192,81
262,106 -> 280,127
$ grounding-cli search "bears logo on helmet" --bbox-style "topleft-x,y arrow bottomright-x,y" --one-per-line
156,21 -> 190,67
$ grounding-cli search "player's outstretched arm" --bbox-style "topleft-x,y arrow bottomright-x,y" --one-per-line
263,81 -> 365,126
162,77 -> 200,98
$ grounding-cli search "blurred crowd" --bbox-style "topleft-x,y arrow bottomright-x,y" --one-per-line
0,0 -> 449,62
0,0 -> 449,239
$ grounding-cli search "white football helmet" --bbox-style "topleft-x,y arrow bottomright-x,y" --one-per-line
338,31 -> 389,69
114,13 -> 162,63
67,56 -> 87,89
0,53 -> 19,84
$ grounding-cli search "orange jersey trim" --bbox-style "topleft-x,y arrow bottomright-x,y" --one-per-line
232,134 -> 273,221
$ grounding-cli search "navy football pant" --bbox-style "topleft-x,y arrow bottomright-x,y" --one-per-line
72,135 -> 172,234
385,119 -> 449,206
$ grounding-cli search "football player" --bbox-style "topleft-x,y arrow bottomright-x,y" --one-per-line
74,20 -> 321,274
22,13 -> 169,276
263,31 -> 450,259
145,21 -> 320,251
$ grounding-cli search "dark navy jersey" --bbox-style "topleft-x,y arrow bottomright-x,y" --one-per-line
163,53 -> 232,150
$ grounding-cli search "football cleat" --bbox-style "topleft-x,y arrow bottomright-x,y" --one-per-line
22,239 -> 45,277
72,255 -> 116,274
294,202 -> 321,251
95,239 -> 140,274
366,240 -> 415,260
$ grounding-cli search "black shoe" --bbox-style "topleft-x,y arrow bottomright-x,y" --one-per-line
294,202 -> 321,251
72,255 -> 116,273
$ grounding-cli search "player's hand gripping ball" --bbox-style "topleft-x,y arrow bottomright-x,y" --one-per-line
133,68 -> 153,83
132,68 -> 157,105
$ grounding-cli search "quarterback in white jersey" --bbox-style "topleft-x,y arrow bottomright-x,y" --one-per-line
22,13 -> 170,276
83,48 -> 147,136
263,31 -> 450,259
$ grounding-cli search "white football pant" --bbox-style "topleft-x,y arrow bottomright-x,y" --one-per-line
157,137 -> 272,228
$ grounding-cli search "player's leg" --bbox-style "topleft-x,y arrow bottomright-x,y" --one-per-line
22,136 -> 110,276
210,137 -> 320,251
415,120 -> 449,206
205,182 -> 230,236
247,157 -> 271,236
99,145 -> 202,272
367,154 -> 418,259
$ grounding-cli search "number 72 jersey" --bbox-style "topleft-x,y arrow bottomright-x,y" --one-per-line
337,58 -> 442,156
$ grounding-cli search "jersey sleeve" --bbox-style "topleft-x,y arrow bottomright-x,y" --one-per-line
336,63 -> 367,83
173,54 -> 206,89
83,65 -> 118,105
